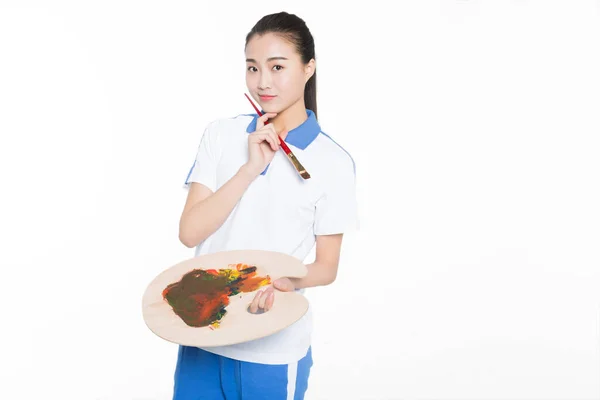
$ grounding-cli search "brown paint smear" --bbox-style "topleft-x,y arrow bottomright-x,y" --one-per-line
162,263 -> 271,328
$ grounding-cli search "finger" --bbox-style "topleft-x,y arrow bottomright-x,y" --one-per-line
258,134 -> 276,151
250,133 -> 276,151
258,291 -> 268,310
256,113 -> 277,130
264,134 -> 278,151
251,291 -> 261,313
269,133 -> 279,151
249,291 -> 262,313
264,125 -> 280,147
265,291 -> 275,311
268,129 -> 281,150
258,287 -> 274,309
250,131 -> 273,143
274,278 -> 293,292
266,123 -> 277,136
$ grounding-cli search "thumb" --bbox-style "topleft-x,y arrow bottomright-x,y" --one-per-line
273,278 -> 294,292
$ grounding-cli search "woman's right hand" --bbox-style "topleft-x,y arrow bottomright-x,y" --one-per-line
242,113 -> 284,178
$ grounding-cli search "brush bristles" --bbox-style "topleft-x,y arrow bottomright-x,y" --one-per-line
287,152 -> 311,179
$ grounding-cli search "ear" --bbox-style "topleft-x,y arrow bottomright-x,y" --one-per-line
304,58 -> 316,83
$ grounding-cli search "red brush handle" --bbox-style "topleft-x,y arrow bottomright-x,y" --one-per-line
277,138 -> 292,155
244,93 -> 291,155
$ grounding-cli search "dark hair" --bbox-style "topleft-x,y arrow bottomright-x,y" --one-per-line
245,12 -> 318,120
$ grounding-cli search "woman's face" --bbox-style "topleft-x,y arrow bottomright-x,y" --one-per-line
245,32 -> 314,113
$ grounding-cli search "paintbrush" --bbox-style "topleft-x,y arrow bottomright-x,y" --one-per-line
244,93 -> 311,180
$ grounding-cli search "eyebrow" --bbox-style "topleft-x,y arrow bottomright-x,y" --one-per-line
245,56 -> 289,63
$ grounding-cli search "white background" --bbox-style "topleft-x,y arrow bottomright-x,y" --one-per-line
1,1 -> 599,399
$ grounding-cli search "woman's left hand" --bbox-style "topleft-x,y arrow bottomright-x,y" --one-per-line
249,278 -> 296,314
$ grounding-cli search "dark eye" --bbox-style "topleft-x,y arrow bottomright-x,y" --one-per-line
273,65 -> 283,71
247,66 -> 257,72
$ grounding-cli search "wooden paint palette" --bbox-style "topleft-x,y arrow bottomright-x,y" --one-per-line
142,249 -> 309,347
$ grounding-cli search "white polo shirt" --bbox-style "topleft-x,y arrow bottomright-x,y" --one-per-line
182,109 -> 358,365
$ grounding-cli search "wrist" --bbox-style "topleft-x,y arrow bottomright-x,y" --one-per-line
238,164 -> 259,182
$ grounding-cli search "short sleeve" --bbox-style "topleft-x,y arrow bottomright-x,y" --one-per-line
313,156 -> 359,235
183,120 -> 220,192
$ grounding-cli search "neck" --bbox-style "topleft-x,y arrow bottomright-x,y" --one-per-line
270,99 -> 308,141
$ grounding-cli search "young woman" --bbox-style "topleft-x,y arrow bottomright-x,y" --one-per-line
174,11 -> 358,400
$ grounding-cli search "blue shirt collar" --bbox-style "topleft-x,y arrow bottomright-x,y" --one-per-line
246,109 -> 320,150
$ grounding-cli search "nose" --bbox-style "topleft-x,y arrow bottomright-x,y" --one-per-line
258,71 -> 271,90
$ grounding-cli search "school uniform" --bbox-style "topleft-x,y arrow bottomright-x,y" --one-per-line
174,109 -> 358,400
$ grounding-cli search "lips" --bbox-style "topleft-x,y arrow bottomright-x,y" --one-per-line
259,94 -> 276,101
